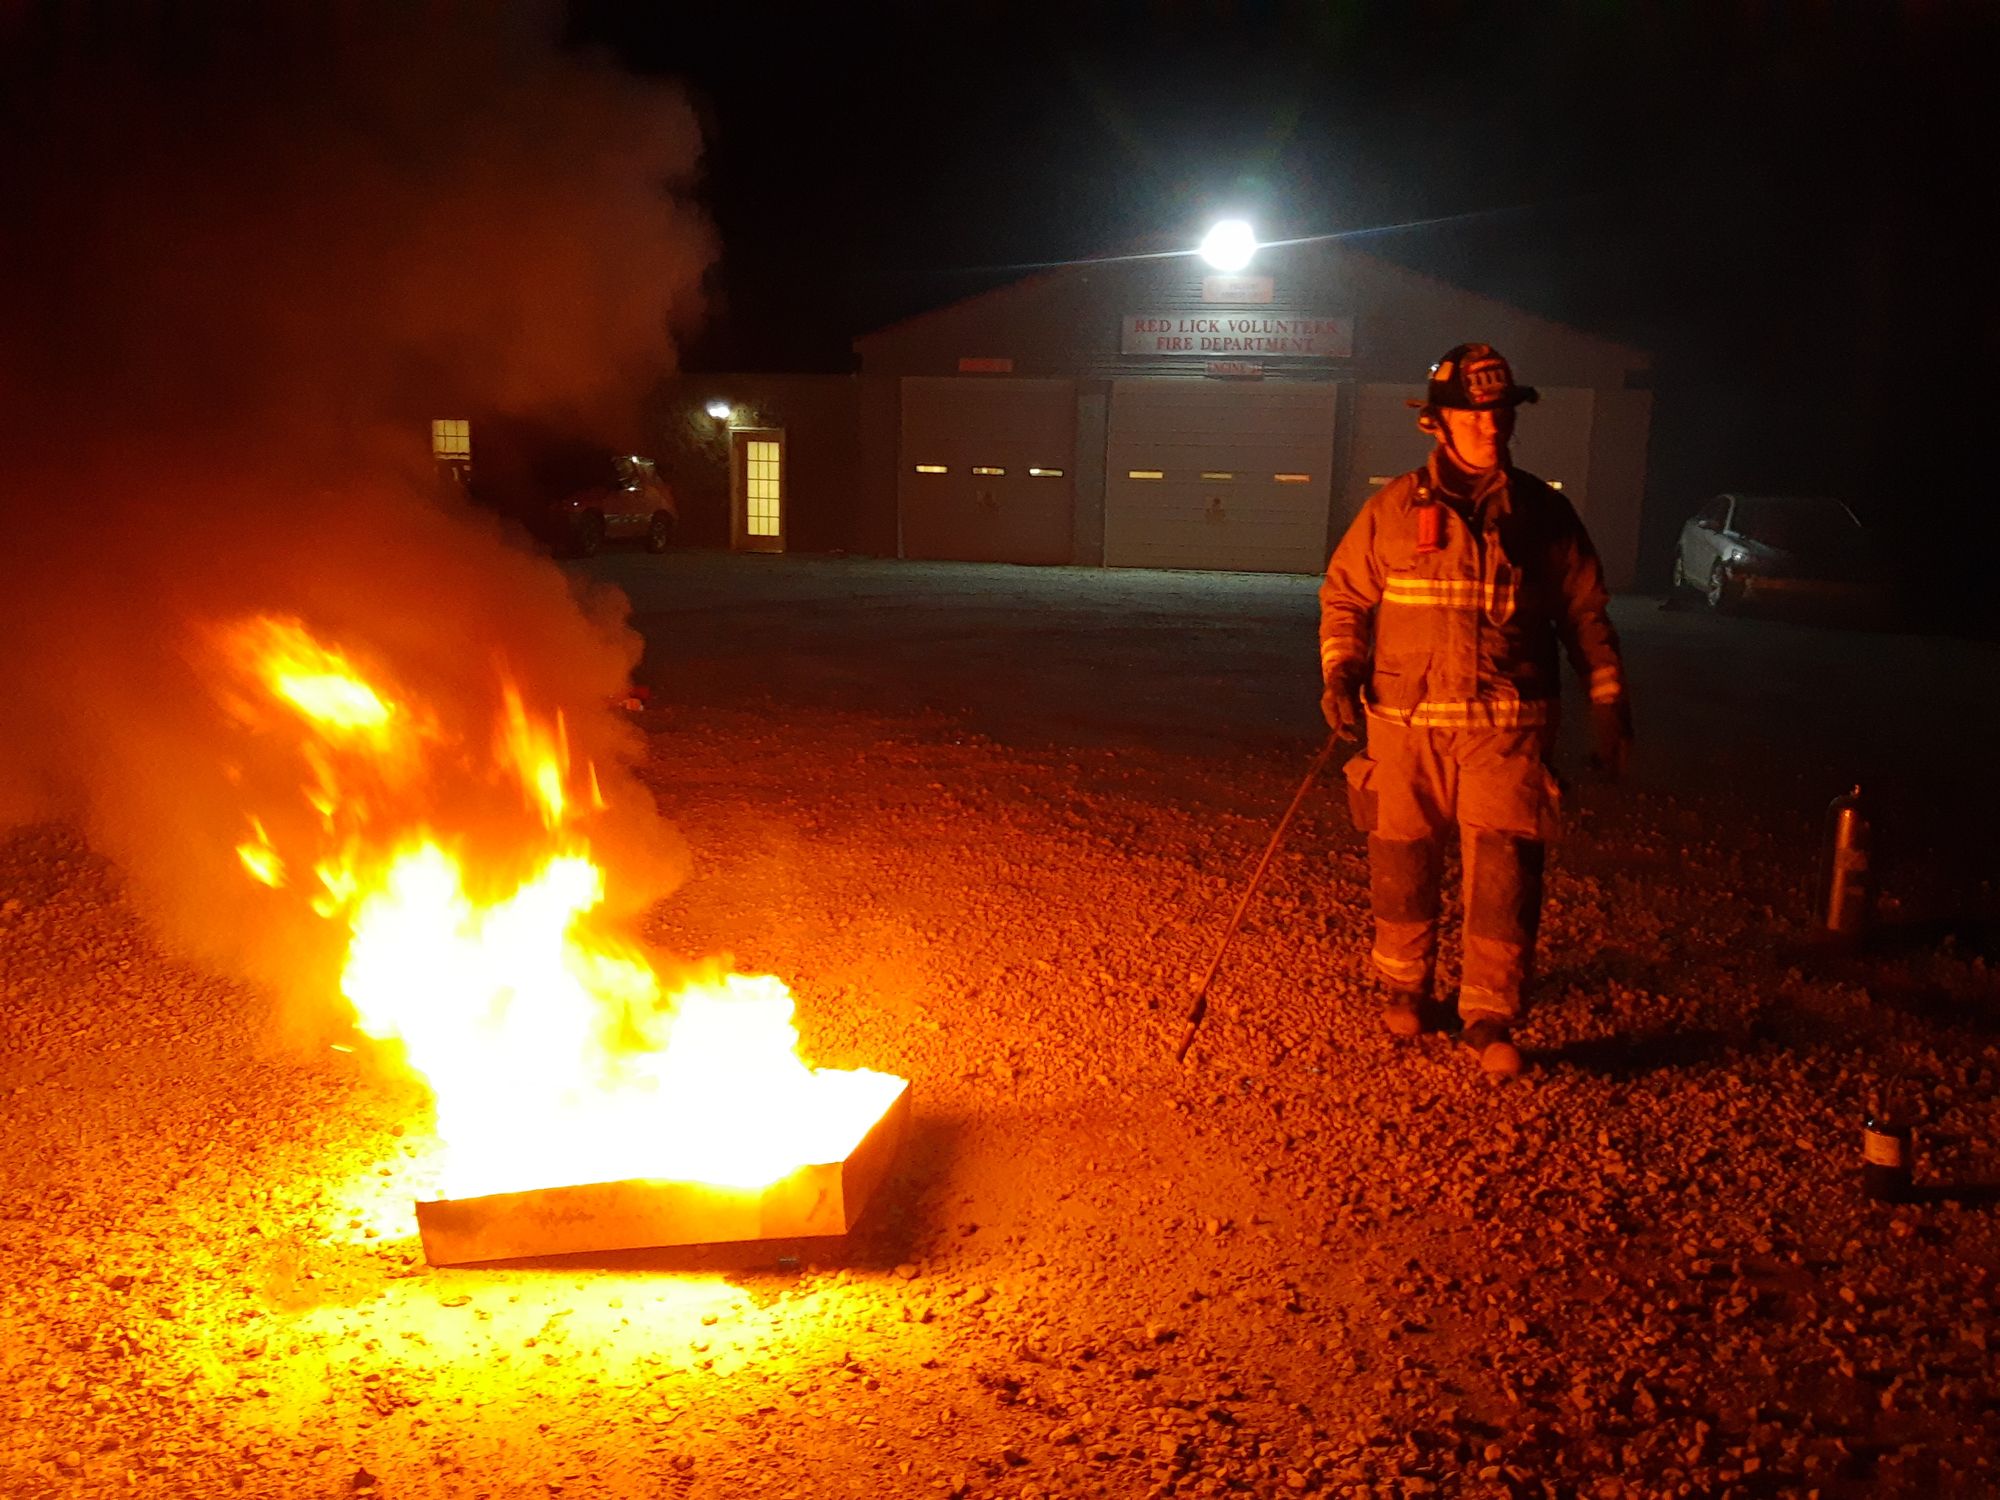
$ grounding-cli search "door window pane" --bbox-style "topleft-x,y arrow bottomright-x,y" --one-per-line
746,440 -> 781,537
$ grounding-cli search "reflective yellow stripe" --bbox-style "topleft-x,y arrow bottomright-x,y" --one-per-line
1320,636 -> 1363,669
1458,984 -> 1519,1018
1588,665 -> 1624,704
1383,577 -> 1485,604
1381,578 -> 1517,612
1367,698 -> 1555,729
1371,950 -> 1430,984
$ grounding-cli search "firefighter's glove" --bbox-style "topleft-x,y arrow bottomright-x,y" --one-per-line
1320,667 -> 1365,741
1588,699 -> 1634,779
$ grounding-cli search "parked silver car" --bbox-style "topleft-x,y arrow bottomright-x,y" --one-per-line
1670,493 -> 1889,614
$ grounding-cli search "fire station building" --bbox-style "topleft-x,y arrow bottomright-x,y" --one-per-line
857,238 -> 1651,586
662,240 -> 1653,587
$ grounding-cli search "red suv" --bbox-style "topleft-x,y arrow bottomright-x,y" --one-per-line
464,427 -> 678,559
543,452 -> 678,557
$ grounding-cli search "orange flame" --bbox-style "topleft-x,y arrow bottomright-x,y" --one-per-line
498,682 -> 570,830
213,613 -> 899,1199
236,816 -> 285,888
236,616 -> 399,739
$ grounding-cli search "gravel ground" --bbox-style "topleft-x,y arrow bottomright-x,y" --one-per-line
4,551 -> 1997,1500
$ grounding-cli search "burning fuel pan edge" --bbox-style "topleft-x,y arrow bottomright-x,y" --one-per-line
414,1078 -> 910,1267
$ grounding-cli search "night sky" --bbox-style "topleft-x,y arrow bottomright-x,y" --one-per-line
578,0 -> 1996,608
3,4 -> 1993,615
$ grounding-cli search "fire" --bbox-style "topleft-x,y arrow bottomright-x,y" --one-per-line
237,616 -> 399,738
236,816 -> 285,888
212,613 -> 899,1201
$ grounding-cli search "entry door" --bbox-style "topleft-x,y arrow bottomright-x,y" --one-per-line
898,378 -> 1076,563
731,429 -> 784,553
1104,380 -> 1337,573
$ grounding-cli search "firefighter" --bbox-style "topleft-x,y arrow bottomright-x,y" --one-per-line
1318,343 -> 1631,1076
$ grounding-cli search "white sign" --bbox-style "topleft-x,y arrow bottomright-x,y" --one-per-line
1201,275 -> 1274,303
1121,313 -> 1352,359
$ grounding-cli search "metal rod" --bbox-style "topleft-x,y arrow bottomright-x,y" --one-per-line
1174,732 -> 1344,1063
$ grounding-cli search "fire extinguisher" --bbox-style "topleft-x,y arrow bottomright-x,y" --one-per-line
1819,784 -> 1873,939
1862,1062 -> 1916,1205
1862,1112 -> 1915,1204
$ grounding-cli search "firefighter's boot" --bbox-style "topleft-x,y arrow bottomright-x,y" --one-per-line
1462,1017 -> 1523,1077
1381,986 -> 1424,1038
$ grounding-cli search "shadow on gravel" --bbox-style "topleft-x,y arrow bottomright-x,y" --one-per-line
1862,976 -> 2000,1037
1535,1027 -> 1742,1078
1904,1184 -> 2000,1208
1913,1182 -> 2000,1209
1858,915 -> 2000,963
1539,951 -> 1681,993
1781,919 -> 2000,1036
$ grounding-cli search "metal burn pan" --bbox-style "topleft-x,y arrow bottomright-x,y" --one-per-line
414,1079 -> 911,1267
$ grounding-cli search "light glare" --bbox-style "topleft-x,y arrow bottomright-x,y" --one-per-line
1199,219 -> 1257,271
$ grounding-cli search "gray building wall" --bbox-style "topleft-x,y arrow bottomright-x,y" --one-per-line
1583,388 -> 1655,596
1072,383 -> 1110,567
855,375 -> 901,557
648,374 -> 860,553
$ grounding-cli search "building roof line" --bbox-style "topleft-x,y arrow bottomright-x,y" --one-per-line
1343,248 -> 1653,369
852,239 -> 1652,368
850,240 -> 1190,349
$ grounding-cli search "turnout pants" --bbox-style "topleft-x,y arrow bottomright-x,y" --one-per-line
1343,716 -> 1560,1022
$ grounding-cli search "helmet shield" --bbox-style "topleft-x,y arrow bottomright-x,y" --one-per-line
1410,343 -> 1540,411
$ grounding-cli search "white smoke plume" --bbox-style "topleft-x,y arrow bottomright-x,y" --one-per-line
0,5 -> 714,1027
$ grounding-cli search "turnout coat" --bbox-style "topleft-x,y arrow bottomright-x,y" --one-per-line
1318,454 -> 1627,729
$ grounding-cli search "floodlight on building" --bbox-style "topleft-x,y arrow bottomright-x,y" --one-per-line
1198,220 -> 1257,272
705,400 -> 733,421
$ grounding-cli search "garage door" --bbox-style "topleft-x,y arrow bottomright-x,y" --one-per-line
1339,384 -> 1431,533
1104,381 -> 1337,573
1341,382 -> 1598,532
899,378 -> 1076,564
1509,387 -> 1596,516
